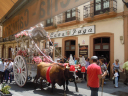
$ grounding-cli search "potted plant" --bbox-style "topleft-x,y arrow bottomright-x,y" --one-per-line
0,83 -> 12,96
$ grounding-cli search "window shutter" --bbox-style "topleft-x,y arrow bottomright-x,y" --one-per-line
75,8 -> 78,20
90,1 -> 94,17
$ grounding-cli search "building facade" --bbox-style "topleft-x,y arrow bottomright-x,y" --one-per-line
43,0 -> 125,78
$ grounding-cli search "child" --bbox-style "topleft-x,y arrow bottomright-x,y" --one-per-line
114,69 -> 119,88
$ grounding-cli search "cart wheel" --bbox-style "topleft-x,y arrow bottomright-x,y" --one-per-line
13,55 -> 27,87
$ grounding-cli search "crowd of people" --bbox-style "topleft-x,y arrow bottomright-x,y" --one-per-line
0,58 -> 13,84
55,55 -> 90,67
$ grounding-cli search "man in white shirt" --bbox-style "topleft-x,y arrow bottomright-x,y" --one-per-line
0,58 -> 5,83
3,59 -> 7,82
5,58 -> 13,83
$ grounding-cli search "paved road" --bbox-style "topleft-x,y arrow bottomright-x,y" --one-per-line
2,80 -> 128,96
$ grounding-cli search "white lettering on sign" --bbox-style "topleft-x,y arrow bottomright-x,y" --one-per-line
50,25 -> 95,38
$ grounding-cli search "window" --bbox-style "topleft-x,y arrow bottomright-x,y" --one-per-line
46,18 -> 53,27
65,8 -> 76,22
94,37 -> 110,50
65,40 -> 75,51
65,41 -> 70,51
94,0 -> 109,15
94,38 -> 101,44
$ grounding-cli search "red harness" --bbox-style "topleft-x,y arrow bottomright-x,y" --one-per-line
46,66 -> 52,83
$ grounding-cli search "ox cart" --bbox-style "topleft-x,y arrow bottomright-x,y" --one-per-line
11,25 -> 86,96
11,26 -> 53,87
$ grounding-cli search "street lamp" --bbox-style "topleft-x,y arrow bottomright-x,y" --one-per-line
122,0 -> 128,8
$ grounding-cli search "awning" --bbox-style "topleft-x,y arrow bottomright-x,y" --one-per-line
2,0 -> 92,38
0,0 -> 18,20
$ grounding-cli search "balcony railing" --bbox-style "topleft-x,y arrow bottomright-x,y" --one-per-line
83,0 -> 117,18
43,17 -> 56,27
3,37 -> 9,42
57,8 -> 80,24
0,35 -> 15,42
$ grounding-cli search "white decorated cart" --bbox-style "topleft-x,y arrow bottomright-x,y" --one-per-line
11,26 -> 53,87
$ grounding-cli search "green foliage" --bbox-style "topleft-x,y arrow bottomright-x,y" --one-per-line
1,83 -> 11,94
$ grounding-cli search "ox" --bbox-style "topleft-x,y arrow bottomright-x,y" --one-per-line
34,62 -> 78,95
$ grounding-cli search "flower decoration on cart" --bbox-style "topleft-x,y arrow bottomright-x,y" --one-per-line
32,56 -> 42,64
17,50 -> 29,57
15,31 -> 28,39
42,56 -> 52,63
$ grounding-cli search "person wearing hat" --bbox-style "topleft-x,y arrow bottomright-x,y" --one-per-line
5,58 -> 13,83
87,56 -> 107,96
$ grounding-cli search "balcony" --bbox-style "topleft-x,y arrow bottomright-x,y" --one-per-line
43,17 -> 56,31
83,0 -> 117,22
57,8 -> 80,27
0,35 -> 15,42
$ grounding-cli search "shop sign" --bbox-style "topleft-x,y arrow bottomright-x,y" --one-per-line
50,25 -> 95,38
79,45 -> 88,58
54,43 -> 58,47
2,0 -> 91,38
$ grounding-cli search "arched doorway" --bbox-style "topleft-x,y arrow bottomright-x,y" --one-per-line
93,37 -> 110,62
8,47 -> 12,58
62,36 -> 78,58
90,32 -> 114,78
